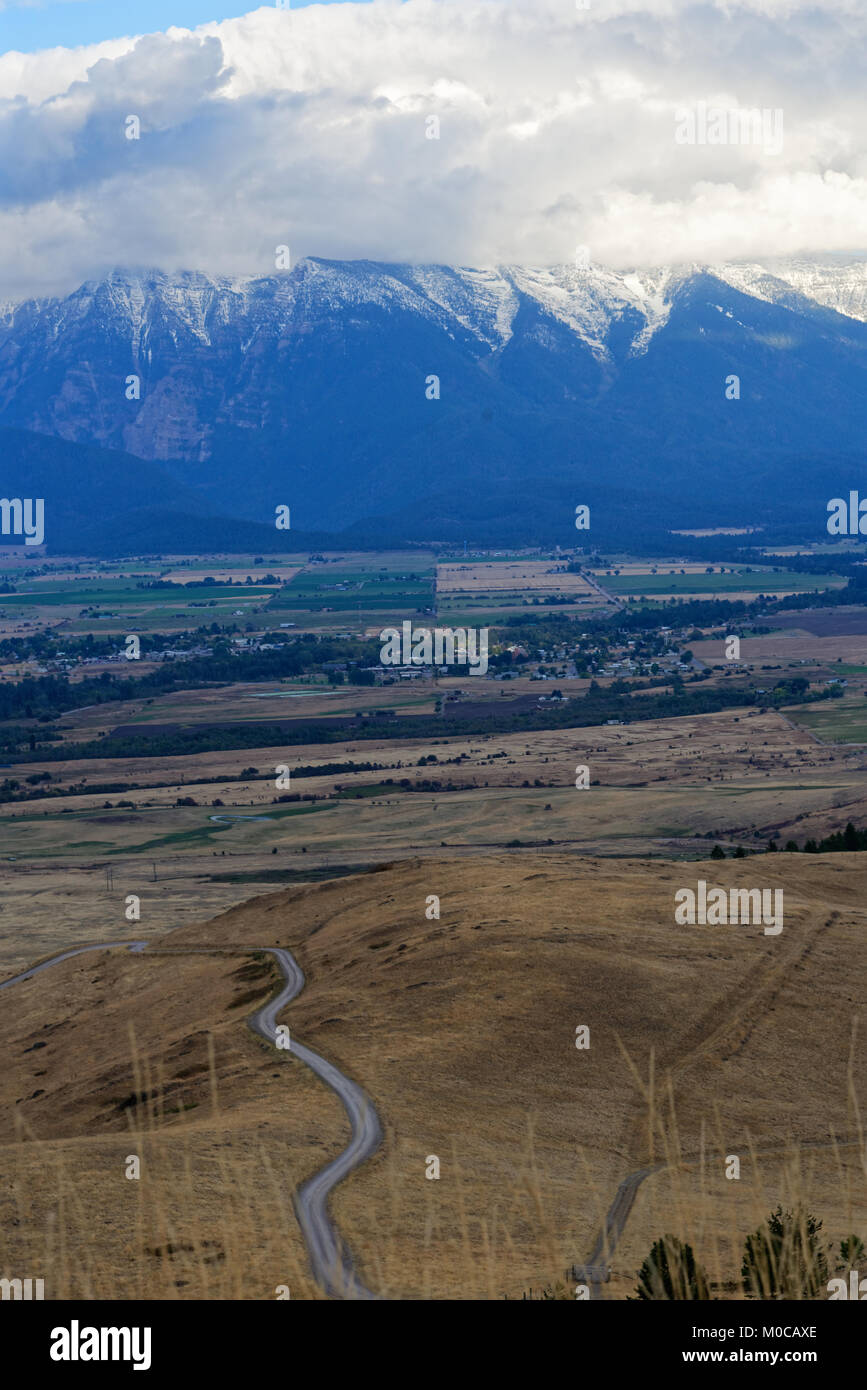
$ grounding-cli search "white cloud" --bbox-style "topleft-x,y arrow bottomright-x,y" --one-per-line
0,0 -> 865,298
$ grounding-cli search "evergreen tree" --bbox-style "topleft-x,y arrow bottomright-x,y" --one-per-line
635,1236 -> 710,1300
742,1207 -> 829,1299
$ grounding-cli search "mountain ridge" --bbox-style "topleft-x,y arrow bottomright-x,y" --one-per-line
1,256 -> 866,549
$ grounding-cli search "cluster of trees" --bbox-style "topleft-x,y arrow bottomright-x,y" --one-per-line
0,620 -> 288,665
517,1208 -> 861,1301
135,574 -> 280,589
706,820 -> 867,861
633,1209 -> 863,1301
0,633 -> 382,726
767,823 -> 867,854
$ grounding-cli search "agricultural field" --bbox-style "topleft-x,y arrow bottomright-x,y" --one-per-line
0,575 -> 283,635
437,560 -> 596,595
691,632 -> 867,671
265,553 -> 436,632
436,559 -> 612,623
592,563 -> 846,602
786,690 -> 867,745
765,606 -> 867,638
0,552 -> 439,639
57,678 -> 438,737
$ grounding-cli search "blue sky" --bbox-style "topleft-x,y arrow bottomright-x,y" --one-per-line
0,0 -> 370,54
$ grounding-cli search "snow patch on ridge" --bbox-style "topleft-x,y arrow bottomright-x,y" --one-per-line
710,258 -> 867,325
503,263 -> 681,360
407,266 -> 520,349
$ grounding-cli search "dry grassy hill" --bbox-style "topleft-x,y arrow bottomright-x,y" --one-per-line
1,851 -> 865,1299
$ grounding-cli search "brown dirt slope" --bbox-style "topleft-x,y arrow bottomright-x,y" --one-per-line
1,851 -> 865,1298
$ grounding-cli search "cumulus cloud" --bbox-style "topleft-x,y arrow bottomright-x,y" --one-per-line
0,0 -> 865,299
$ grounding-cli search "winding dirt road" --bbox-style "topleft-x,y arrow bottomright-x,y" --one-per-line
0,940 -> 148,990
0,939 -> 382,1300
247,946 -> 381,1299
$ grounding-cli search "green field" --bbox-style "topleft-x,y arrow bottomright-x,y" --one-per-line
594,568 -> 845,596
0,800 -> 337,860
787,695 -> 867,744
437,600 -> 607,624
267,567 -> 434,614
0,577 -> 284,635
0,580 -> 279,607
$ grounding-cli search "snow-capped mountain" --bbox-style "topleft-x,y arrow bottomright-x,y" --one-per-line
710,258 -> 867,326
1,256 -> 866,546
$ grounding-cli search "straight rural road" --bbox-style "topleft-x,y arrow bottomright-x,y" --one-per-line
1,938 -> 382,1300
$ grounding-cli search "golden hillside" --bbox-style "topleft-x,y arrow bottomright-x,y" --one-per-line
1,851 -> 865,1298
